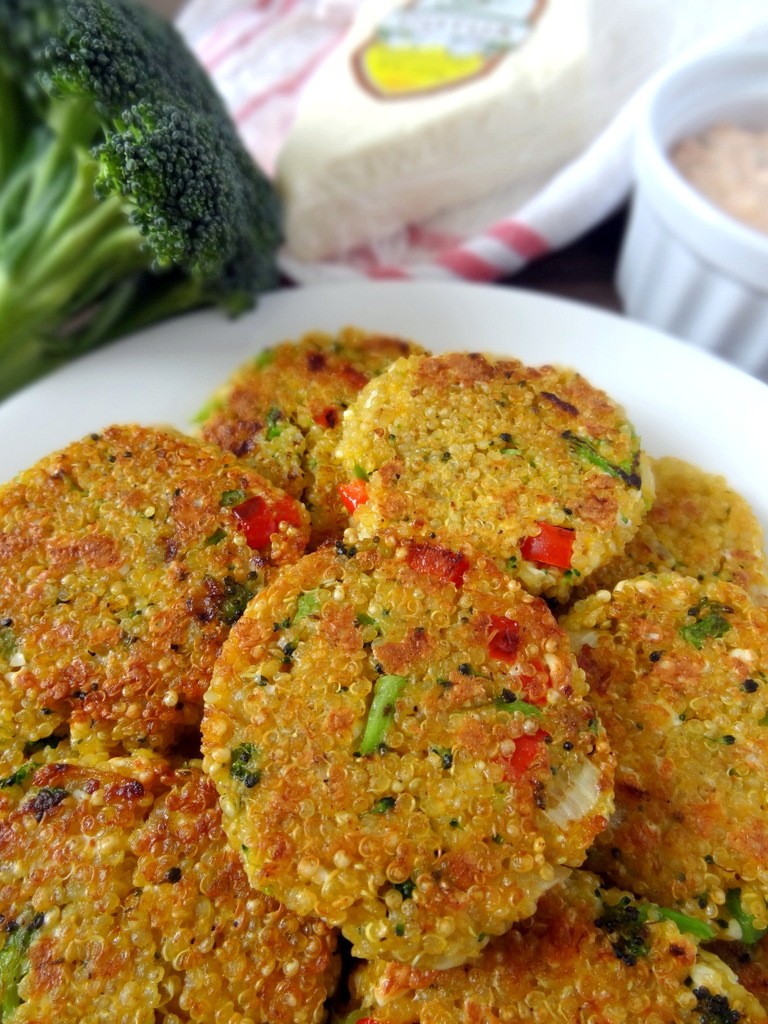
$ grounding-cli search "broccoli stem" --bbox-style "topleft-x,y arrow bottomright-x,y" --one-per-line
0,126 -> 150,396
653,906 -> 715,941
0,0 -> 282,399
23,101 -> 91,216
107,273 -> 212,340
0,72 -> 30,183
358,674 -> 407,756
725,888 -> 768,944
0,156 -> 39,238
0,334 -> 64,399
0,914 -> 44,1020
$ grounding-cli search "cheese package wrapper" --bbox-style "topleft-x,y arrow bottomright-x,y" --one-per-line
276,0 -> 589,262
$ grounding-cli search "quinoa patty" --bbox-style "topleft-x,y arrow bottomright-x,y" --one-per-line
199,327 -> 425,546
0,755 -> 339,1024
341,870 -> 767,1024
562,572 -> 768,931
575,456 -> 768,605
709,937 -> 768,1011
0,425 -> 309,760
336,352 -> 654,601
202,538 -> 613,968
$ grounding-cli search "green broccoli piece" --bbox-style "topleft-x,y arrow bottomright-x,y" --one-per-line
0,0 -> 281,398
725,888 -> 768,945
0,760 -> 39,788
594,892 -> 716,968
229,742 -> 261,788
367,795 -> 396,815
0,913 -> 45,1020
357,674 -> 407,755
595,895 -> 650,966
679,599 -> 733,649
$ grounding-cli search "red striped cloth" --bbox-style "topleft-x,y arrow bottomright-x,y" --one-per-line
177,1 -> 763,285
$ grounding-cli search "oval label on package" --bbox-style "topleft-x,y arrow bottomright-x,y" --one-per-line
353,0 -> 545,100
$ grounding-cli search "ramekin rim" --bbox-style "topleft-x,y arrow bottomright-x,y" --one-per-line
633,43 -> 768,292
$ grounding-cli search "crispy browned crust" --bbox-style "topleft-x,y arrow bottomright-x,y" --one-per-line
336,352 -> 654,601
0,425 -> 309,760
4,335 -> 768,1019
0,756 -> 339,1023
203,539 -> 613,968
710,938 -> 768,1011
200,327 -> 426,546
345,870 -> 767,1023
562,573 -> 768,929
574,456 -> 768,604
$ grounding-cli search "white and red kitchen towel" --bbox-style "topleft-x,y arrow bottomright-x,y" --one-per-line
178,0 -> 767,284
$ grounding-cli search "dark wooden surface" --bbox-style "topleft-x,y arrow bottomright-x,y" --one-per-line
144,0 -> 626,315
506,209 -> 625,312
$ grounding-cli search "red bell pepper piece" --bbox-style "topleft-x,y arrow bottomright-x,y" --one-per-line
338,479 -> 369,513
500,730 -> 549,780
233,494 -> 302,549
520,522 -> 574,569
488,615 -> 549,704
406,542 -> 469,587
312,406 -> 339,428
488,614 -> 520,662
339,365 -> 369,390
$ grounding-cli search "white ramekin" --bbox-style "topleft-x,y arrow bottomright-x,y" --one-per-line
616,43 -> 768,383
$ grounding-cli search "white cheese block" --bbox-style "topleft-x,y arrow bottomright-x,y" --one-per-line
276,0 -> 589,261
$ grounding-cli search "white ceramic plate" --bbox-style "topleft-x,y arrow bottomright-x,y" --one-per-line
1,280 -> 767,537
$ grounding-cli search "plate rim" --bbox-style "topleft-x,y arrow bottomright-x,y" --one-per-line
1,279 -> 766,536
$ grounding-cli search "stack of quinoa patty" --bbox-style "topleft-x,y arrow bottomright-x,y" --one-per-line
1,330 -> 767,1023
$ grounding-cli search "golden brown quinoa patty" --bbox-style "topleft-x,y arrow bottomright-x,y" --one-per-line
199,327 -> 426,546
0,425 -> 309,760
202,538 -> 613,968
341,870 -> 767,1024
0,756 -> 339,1024
336,352 -> 654,601
574,456 -> 768,605
561,572 -> 768,932
709,937 -> 768,1011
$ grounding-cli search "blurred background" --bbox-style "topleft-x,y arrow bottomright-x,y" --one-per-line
144,0 -> 180,15
138,0 -> 626,310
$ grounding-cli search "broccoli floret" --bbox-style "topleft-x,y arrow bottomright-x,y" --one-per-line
595,890 -> 718,971
0,0 -> 281,398
229,742 -> 261,788
595,895 -> 650,966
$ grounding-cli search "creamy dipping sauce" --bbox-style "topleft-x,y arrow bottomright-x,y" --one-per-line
671,123 -> 768,235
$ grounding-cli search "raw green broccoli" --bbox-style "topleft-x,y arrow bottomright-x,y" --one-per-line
0,0 -> 282,398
